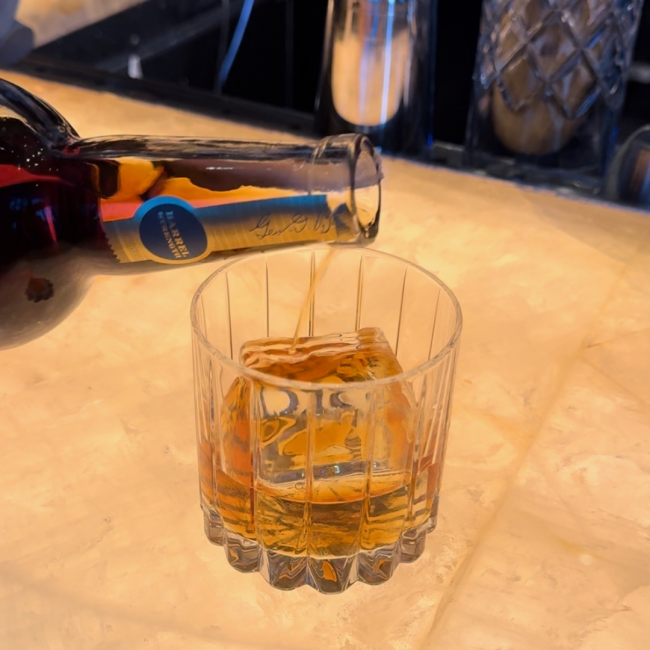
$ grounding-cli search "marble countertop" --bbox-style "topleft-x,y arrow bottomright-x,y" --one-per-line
1,71 -> 649,650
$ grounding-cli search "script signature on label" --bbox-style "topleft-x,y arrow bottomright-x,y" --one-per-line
251,212 -> 334,240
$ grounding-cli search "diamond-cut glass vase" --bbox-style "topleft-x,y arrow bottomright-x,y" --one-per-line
464,0 -> 644,191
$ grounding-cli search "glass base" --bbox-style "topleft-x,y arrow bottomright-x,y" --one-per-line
202,503 -> 438,593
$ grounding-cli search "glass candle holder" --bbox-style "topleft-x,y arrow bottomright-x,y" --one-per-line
464,0 -> 645,191
316,0 -> 436,155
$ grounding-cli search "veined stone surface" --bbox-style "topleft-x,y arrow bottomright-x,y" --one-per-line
1,71 -> 649,650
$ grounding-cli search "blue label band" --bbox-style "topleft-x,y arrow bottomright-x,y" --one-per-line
135,196 -> 209,262
103,193 -> 347,264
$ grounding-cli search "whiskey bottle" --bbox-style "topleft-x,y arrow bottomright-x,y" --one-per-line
0,79 -> 382,349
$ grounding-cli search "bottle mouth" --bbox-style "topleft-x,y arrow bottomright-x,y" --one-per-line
352,136 -> 382,241
309,133 -> 382,241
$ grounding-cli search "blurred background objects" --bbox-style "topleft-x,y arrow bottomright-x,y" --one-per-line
1,0 -> 33,66
464,0 -> 645,192
9,0 -> 650,203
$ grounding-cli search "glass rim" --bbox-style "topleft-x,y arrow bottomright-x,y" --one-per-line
190,246 -> 463,391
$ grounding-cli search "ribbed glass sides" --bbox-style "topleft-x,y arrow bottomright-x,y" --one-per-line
191,247 -> 462,593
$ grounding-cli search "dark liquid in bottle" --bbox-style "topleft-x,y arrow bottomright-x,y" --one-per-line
0,118 -> 114,347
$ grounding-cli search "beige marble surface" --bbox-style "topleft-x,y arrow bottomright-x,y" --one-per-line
1,71 -> 650,649
17,0 -> 145,46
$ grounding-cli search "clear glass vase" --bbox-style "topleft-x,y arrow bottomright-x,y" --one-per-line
464,0 -> 645,191
191,247 -> 462,593
316,0 -> 437,155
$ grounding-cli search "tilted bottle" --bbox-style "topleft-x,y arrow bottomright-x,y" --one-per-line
0,79 -> 382,349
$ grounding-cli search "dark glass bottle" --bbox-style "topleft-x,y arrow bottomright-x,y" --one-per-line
0,79 -> 382,349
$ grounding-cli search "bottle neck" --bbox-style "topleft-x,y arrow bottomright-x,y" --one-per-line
0,81 -> 382,268
65,134 -> 382,265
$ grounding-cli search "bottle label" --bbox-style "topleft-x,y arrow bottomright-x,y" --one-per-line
101,194 -> 354,264
136,197 -> 209,262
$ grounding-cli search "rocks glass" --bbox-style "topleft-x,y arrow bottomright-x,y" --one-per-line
191,247 -> 462,592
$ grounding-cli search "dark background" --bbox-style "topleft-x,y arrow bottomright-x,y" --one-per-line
19,0 -> 650,149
